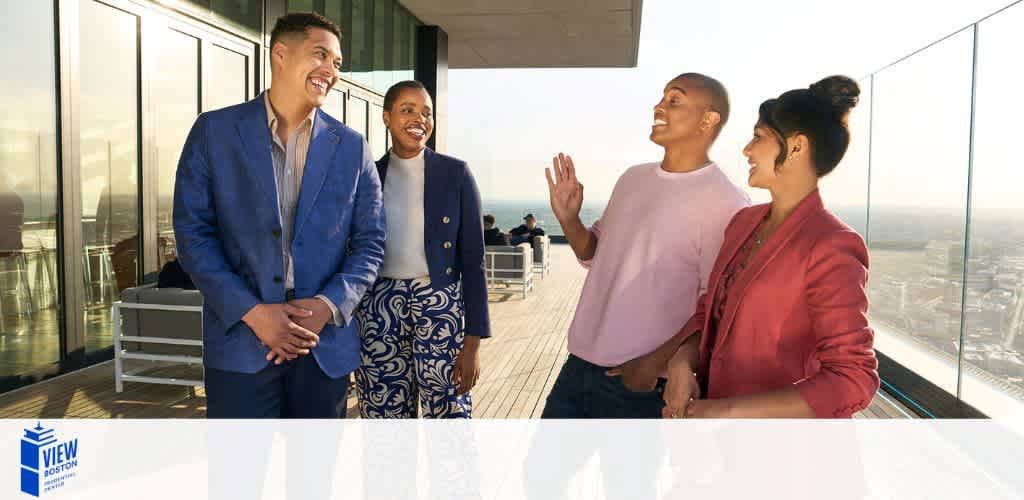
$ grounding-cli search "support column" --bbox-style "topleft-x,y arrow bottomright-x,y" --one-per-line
415,25 -> 448,152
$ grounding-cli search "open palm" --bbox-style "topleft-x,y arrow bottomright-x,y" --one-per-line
545,153 -> 584,223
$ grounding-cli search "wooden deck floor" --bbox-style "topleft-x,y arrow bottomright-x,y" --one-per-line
0,245 -> 913,419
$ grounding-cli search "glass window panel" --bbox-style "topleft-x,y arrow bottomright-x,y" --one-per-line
867,29 -> 974,396
0,0 -> 61,382
211,0 -> 263,34
372,0 -> 395,92
79,0 -> 140,353
962,2 -> 1024,417
392,5 -> 415,83
286,0 -> 315,12
153,28 -> 200,268
347,95 -> 368,140
370,103 -> 386,160
349,0 -> 373,88
205,45 -> 248,112
323,88 -> 345,121
324,0 -> 353,80
820,76 -> 872,236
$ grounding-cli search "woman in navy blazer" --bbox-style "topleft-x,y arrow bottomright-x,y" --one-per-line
354,80 -> 490,418
662,76 -> 879,418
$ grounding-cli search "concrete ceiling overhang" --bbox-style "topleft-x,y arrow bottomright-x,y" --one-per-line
399,0 -> 644,69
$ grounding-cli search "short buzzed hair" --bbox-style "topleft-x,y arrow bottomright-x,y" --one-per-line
384,80 -> 429,111
269,12 -> 341,51
675,72 -> 730,138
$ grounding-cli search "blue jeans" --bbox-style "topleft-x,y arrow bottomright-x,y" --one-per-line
541,354 -> 665,418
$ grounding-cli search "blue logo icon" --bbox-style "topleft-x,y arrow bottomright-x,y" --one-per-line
19,422 -> 79,497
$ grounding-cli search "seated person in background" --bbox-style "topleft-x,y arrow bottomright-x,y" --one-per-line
483,214 -> 511,246
509,213 -> 546,246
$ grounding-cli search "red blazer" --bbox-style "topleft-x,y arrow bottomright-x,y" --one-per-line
679,190 -> 879,418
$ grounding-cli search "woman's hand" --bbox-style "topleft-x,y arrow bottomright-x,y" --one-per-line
682,398 -> 734,418
453,337 -> 481,395
662,352 -> 701,418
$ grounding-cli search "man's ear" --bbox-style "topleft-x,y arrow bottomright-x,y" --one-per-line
702,110 -> 721,133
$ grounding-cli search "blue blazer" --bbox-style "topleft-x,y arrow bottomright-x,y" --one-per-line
173,94 -> 386,377
376,148 -> 491,338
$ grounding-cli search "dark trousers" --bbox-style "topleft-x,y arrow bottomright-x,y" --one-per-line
541,354 -> 665,419
204,353 -> 350,418
205,354 -> 348,499
525,354 -> 665,499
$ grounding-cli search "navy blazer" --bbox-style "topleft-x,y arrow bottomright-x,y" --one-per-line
173,94 -> 386,377
376,148 -> 491,338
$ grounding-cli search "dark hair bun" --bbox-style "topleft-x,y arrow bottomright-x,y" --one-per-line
809,75 -> 860,113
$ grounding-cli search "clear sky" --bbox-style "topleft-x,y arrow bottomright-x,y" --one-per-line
447,0 -> 1017,207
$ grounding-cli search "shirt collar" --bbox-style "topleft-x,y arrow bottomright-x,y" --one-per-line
264,92 -> 317,136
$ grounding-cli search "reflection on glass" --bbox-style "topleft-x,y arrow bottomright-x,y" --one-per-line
347,95 -> 368,140
211,0 -> 262,33
183,0 -> 262,34
286,0 -> 314,12
206,45 -> 248,111
372,0 -> 394,91
370,103 -> 386,160
867,29 -> 974,396
322,0 -> 351,80
962,2 -> 1024,417
0,0 -> 60,381
393,4 -> 416,84
349,0 -> 373,88
286,0 -> 419,93
820,76 -> 871,236
154,28 -> 200,267
80,0 -> 140,352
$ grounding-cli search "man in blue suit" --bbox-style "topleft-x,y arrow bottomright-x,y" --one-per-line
173,12 -> 384,418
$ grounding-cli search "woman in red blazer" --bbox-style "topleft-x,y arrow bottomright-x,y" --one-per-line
662,76 -> 879,418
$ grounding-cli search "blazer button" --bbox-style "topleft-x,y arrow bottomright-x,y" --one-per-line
271,229 -> 281,238
443,241 -> 452,249
442,216 -> 450,224
445,267 -> 452,275
273,276 -> 282,283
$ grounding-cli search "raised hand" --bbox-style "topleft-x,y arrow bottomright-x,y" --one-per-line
545,153 -> 584,224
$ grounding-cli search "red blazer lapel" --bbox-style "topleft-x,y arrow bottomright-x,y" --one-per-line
711,190 -> 826,353
698,203 -> 769,355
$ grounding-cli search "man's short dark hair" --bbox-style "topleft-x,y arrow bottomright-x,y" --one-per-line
384,80 -> 429,111
675,72 -> 730,139
483,214 -> 496,226
269,12 -> 342,51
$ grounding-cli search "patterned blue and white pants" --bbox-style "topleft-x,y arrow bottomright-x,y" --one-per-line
355,277 -> 473,418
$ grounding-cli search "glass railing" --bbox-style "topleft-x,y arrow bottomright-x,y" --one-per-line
847,0 -> 1024,417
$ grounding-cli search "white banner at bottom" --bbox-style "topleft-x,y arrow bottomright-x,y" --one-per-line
3,420 -> 1024,499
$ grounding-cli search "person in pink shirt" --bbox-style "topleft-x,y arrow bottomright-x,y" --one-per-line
541,72 -> 750,418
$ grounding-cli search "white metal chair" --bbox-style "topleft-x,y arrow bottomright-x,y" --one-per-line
112,284 -> 204,392
485,243 -> 534,299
